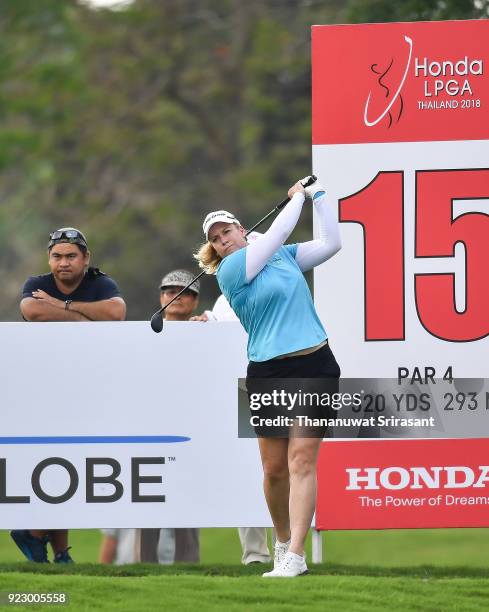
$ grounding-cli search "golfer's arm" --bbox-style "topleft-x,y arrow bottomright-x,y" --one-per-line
20,298 -> 90,322
294,194 -> 342,272
69,297 -> 126,321
245,192 -> 305,281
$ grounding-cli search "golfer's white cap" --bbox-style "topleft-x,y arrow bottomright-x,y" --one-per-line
203,210 -> 240,240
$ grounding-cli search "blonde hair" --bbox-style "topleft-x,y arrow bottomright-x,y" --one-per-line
194,241 -> 222,274
195,221 -> 247,274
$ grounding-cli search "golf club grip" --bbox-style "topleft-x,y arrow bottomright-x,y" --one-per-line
275,174 -> 317,212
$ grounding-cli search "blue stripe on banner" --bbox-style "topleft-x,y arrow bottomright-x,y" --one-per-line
313,190 -> 326,200
0,436 -> 191,445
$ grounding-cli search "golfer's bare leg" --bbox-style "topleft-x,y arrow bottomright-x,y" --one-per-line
287,436 -> 322,556
258,437 -> 290,543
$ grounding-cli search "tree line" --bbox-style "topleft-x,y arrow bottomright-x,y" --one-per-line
0,0 -> 486,320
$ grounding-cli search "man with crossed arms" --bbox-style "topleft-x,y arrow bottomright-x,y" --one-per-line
11,227 -> 125,563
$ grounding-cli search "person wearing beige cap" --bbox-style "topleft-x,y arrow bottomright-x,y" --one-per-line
159,269 -> 200,322
139,269 -> 200,564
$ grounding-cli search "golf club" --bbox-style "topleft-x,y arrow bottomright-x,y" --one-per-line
150,175 -> 317,333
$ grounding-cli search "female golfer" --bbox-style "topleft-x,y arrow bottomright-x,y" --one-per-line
195,177 -> 341,577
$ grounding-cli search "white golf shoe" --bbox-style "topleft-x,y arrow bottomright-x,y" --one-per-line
273,539 -> 290,568
262,551 -> 308,577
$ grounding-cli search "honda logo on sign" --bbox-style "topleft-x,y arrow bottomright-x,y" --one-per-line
346,466 -> 489,491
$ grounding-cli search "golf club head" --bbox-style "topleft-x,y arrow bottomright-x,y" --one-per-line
150,311 -> 164,333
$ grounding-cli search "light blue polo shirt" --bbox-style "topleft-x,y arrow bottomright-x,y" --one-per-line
216,244 -> 327,362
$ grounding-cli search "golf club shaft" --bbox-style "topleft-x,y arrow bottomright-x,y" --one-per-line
150,175 -> 317,328
153,197 -> 286,322
246,196 -> 289,236
156,196 -> 290,317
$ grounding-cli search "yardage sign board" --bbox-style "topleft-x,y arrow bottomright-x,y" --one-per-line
312,20 -> 489,529
312,19 -> 489,378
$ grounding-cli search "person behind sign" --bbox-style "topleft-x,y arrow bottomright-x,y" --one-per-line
139,270 -> 200,564
11,227 -> 126,563
194,178 -> 341,577
99,529 -> 141,565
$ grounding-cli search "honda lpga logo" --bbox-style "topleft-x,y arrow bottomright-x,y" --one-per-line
364,35 -> 413,128
347,466 -> 489,490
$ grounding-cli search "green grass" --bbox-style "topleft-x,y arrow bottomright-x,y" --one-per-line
2,528 -> 489,566
1,570 -> 489,612
1,529 -> 489,611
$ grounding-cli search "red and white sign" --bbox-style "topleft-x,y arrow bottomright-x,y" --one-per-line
312,20 -> 489,530
312,20 -> 489,145
316,439 -> 489,529
312,19 -> 489,378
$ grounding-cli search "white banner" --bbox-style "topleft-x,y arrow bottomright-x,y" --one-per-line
0,322 -> 272,529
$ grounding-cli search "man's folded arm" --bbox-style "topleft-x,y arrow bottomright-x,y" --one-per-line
20,298 -> 90,322
69,297 -> 126,321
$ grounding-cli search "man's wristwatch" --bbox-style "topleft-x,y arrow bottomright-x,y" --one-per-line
65,299 -> 73,311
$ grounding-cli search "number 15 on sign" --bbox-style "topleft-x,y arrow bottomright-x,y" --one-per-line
339,168 -> 489,342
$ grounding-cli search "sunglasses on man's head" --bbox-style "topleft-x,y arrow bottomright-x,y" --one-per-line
50,229 -> 86,242
48,229 -> 88,249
